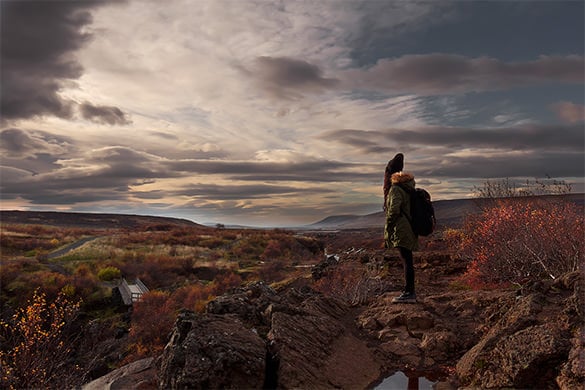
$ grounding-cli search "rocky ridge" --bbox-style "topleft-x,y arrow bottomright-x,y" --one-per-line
84,248 -> 584,389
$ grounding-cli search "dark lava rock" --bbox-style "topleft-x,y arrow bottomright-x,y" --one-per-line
82,357 -> 156,390
158,310 -> 266,389
456,271 -> 584,389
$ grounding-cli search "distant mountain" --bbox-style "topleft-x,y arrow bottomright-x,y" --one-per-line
307,198 -> 485,230
0,210 -> 202,229
307,215 -> 361,226
307,193 -> 584,230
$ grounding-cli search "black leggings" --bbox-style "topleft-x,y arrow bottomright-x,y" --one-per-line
398,247 -> 415,294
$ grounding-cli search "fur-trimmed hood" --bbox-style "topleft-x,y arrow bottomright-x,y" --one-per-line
391,172 -> 415,185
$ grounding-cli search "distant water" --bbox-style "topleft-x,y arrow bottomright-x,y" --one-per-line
374,371 -> 435,389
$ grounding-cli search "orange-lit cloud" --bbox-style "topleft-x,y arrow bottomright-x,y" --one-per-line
550,101 -> 585,124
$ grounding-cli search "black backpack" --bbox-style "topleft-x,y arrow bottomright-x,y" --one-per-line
399,185 -> 436,236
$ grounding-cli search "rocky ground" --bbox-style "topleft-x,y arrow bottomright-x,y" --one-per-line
83,231 -> 584,389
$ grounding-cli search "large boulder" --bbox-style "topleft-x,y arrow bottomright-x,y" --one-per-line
480,324 -> 569,388
82,358 -> 156,390
456,272 -> 584,389
456,292 -> 544,382
206,281 -> 281,330
158,310 -> 266,389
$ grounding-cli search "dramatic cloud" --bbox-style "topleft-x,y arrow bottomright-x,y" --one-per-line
0,0 -> 121,122
341,54 -> 584,94
419,152 -> 585,179
79,102 -> 132,125
168,159 -> 378,183
319,124 -> 585,179
320,124 -> 584,153
1,144 -> 377,211
251,56 -> 339,99
0,128 -> 73,158
170,183 -> 334,201
1,1 -> 87,120
1,146 -> 171,204
52,146 -> 171,181
244,53 -> 583,100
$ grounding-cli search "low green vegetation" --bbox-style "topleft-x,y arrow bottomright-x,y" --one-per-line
97,266 -> 122,281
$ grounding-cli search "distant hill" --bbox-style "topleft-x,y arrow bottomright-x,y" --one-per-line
307,193 -> 584,230
0,210 -> 202,229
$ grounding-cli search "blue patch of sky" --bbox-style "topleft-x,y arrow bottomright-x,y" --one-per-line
350,1 -> 584,67
345,83 -> 583,129
419,84 -> 584,128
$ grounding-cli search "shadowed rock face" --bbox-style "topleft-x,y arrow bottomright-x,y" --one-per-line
266,295 -> 380,389
82,357 -> 156,390
158,311 -> 266,389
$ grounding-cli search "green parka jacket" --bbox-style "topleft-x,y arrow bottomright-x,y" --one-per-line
384,172 -> 419,251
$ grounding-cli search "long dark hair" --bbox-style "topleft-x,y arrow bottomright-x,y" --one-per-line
383,165 -> 392,211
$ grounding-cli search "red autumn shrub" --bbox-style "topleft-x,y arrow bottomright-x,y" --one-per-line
261,239 -> 283,260
456,198 -> 584,289
119,254 -> 182,289
258,260 -> 285,283
170,283 -> 214,313
126,291 -> 176,361
211,272 -> 242,294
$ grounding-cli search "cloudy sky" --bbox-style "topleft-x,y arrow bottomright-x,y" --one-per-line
1,0 -> 584,227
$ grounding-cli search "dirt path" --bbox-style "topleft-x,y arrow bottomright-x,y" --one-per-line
47,236 -> 99,259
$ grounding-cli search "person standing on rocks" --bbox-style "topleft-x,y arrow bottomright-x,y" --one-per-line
383,154 -> 419,303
